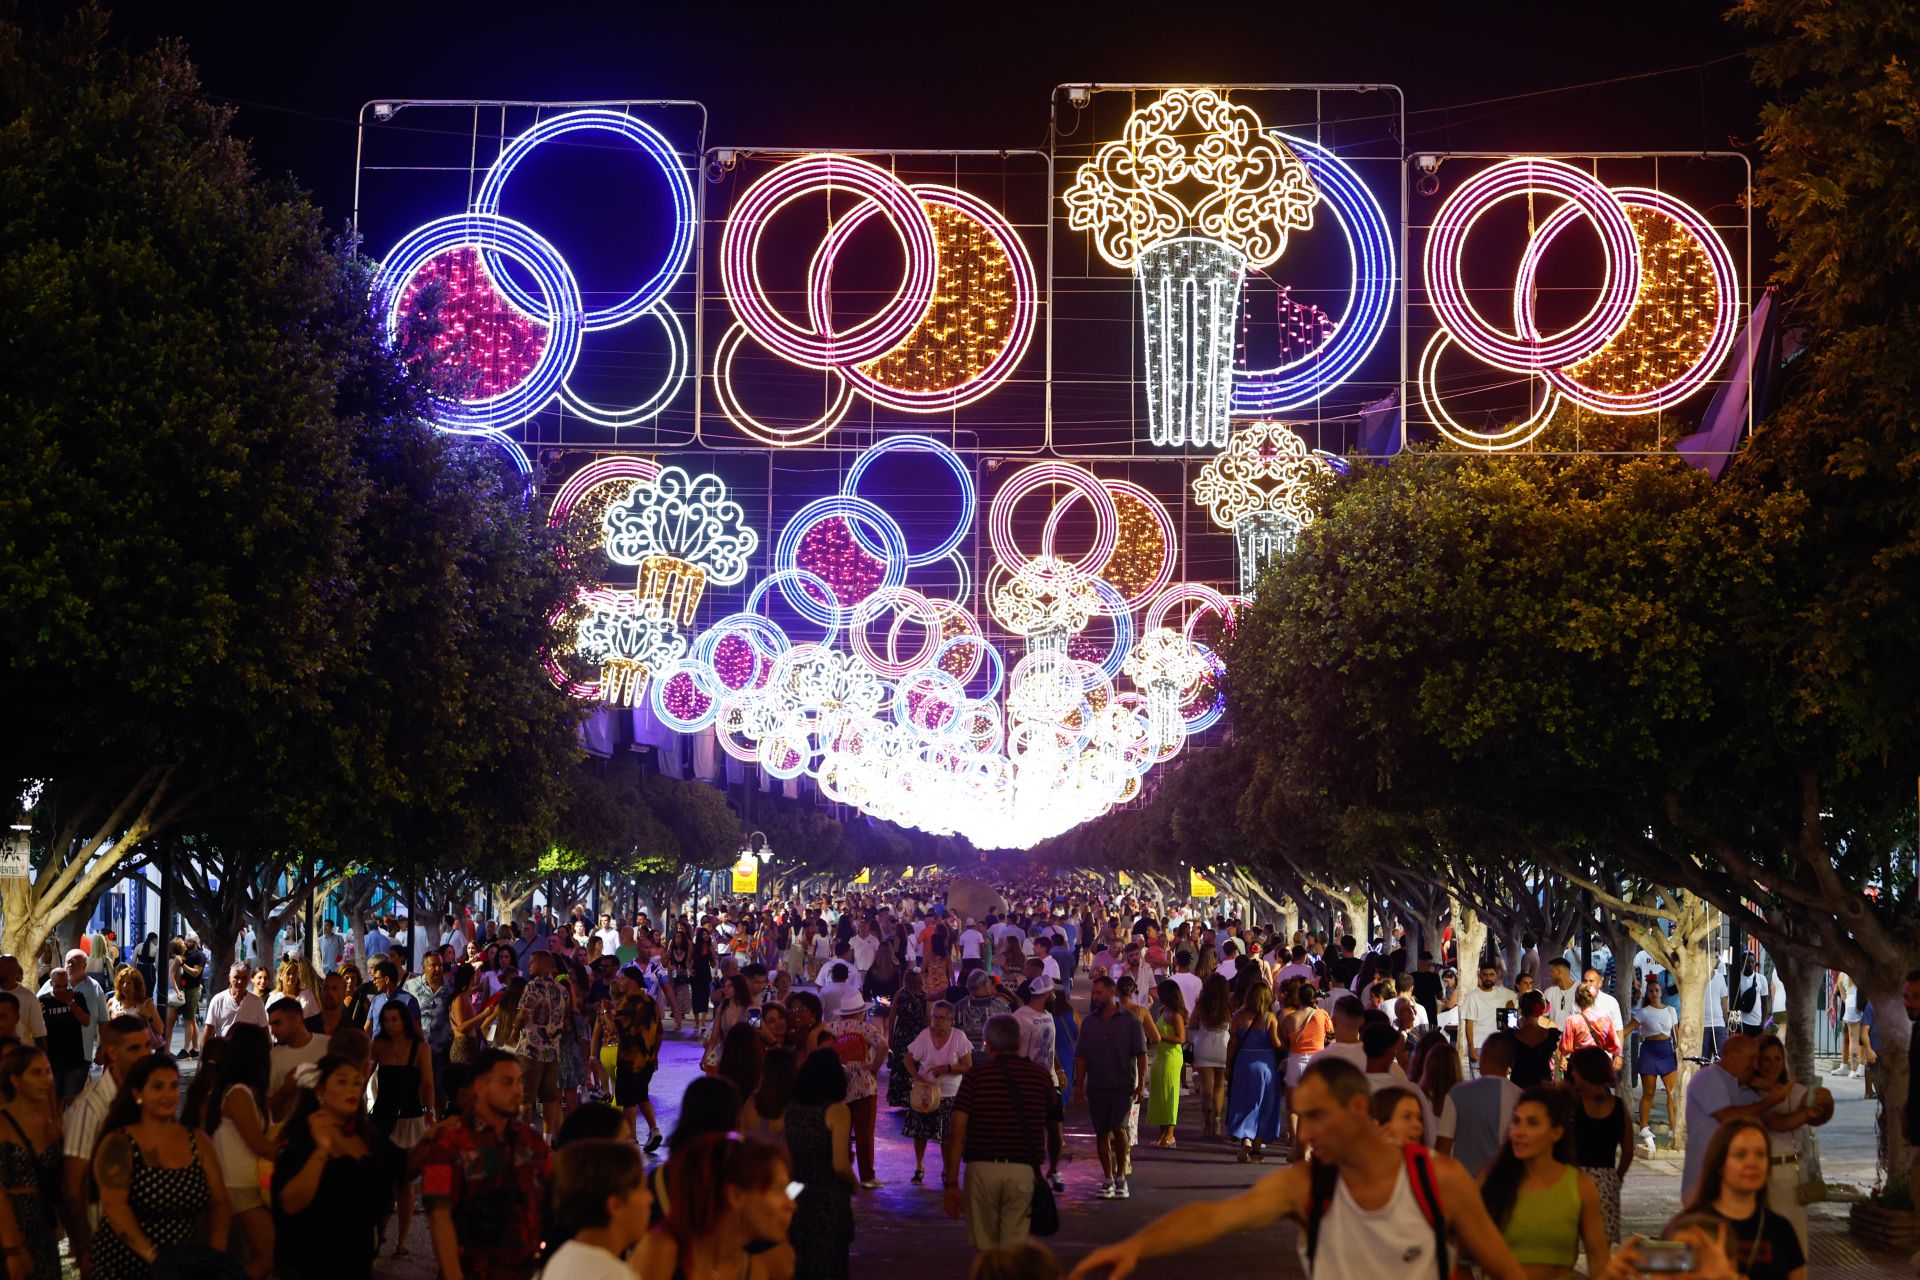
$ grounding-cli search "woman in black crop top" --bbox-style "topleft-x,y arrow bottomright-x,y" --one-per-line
1567,1046 -> 1633,1243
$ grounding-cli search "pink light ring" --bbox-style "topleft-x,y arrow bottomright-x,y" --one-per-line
811,185 -> 1038,412
1040,478 -> 1178,613
1181,644 -> 1229,732
541,597 -> 601,701
848,585 -> 941,679
988,463 -> 1120,577
910,551 -> 974,613
548,457 -> 662,528
1423,158 -> 1640,373
1516,187 -> 1740,415
745,569 -> 845,646
719,154 -> 938,370
1145,582 -> 1234,635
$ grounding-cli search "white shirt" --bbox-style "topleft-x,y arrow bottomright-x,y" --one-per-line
1169,971 -> 1203,1019
1543,982 -> 1579,1027
63,1070 -> 118,1160
957,929 -> 985,960
0,983 -> 46,1041
1216,957 -> 1239,982
1316,1041 -> 1369,1071
1703,971 -> 1729,1029
909,1027 -> 974,1099
269,1033 -> 332,1098
594,928 -> 620,954
317,932 -> 343,972
1458,985 -> 1517,1049
849,935 -> 880,973
444,927 -> 474,955
1274,963 -> 1316,985
1038,954 -> 1061,982
1587,988 -> 1625,1030
1634,1003 -> 1679,1036
542,1239 -> 638,1280
206,988 -> 269,1040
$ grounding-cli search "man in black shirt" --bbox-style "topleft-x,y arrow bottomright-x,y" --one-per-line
38,967 -> 91,1100
1328,935 -> 1362,987
1411,952 -> 1445,1029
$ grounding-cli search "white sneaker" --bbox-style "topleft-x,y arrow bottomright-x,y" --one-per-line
1116,1180 -> 1131,1198
1637,1126 -> 1656,1148
1854,1064 -> 1868,1078
1097,1181 -> 1116,1199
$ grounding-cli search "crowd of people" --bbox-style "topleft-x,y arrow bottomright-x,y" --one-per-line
0,876 -> 1898,1280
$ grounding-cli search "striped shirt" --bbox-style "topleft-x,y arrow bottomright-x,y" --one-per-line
954,1054 -> 1056,1165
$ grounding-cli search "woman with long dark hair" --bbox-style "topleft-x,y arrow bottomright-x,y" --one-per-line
715,1022 -> 766,1110
1147,980 -> 1187,1148
1510,991 -> 1561,1089
91,1055 -> 228,1278
1565,1048 -> 1632,1245
0,1046 -> 61,1279
1632,977 -> 1680,1151
689,931 -> 717,1036
784,1049 -> 855,1280
338,963 -> 371,1030
542,1139 -> 653,1279
186,1025 -> 275,1277
445,963 -> 494,1066
635,1133 -> 795,1280
1478,1086 -> 1608,1280
886,969 -> 928,1111
742,1048 -> 798,1147
271,1054 -> 403,1280
369,999 -> 433,1256
705,976 -> 754,1073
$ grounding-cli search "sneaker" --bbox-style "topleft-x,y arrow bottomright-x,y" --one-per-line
860,1178 -> 882,1189
1116,1180 -> 1131,1198
644,1132 -> 663,1154
1637,1126 -> 1655,1147
1853,1065 -> 1867,1078
1097,1181 -> 1117,1199
1048,1172 -> 1065,1193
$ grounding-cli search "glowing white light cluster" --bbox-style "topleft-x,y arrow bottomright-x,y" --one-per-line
1065,89 -> 1320,450
622,442 -> 1226,848
1192,422 -> 1335,591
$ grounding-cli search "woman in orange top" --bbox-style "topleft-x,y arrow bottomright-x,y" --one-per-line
1278,978 -> 1332,1089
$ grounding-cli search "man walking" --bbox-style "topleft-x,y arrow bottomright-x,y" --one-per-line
1074,974 -> 1148,1199
1460,962 -> 1517,1074
1437,1031 -> 1522,1176
420,1050 -> 552,1280
205,961 -> 268,1041
512,950 -> 569,1135
943,1014 -> 1061,1249
1070,1058 -> 1523,1280
316,919 -> 342,973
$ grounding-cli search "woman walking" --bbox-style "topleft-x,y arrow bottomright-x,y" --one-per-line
1756,1034 -> 1825,1257
903,1001 -> 971,1185
270,1054 -> 403,1280
91,1055 -> 229,1278
1147,980 -> 1186,1148
368,1002 -> 433,1257
784,1051 -> 857,1280
186,1027 -> 276,1277
1479,1087 -> 1610,1280
1632,977 -> 1680,1150
1223,983 -> 1286,1163
885,969 -> 929,1111
1566,1047 -> 1633,1244
689,930 -> 716,1037
1510,992 -> 1562,1089
0,1047 -> 62,1279
1190,974 -> 1232,1139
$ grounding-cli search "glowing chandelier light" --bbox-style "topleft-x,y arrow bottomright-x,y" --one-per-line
373,109 -> 698,451
1192,423 -> 1334,591
715,156 -> 1036,445
1418,159 -> 1738,450
603,466 -> 759,624
1064,89 -> 1319,449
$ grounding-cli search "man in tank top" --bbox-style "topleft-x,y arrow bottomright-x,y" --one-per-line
1067,1057 -> 1525,1280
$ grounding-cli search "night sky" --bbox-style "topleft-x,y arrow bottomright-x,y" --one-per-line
109,1 -> 1762,230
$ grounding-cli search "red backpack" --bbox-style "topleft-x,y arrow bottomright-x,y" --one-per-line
1303,1144 -> 1451,1280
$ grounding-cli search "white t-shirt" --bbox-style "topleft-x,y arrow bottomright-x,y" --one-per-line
206,989 -> 269,1040
1703,971 -> 1728,1029
1634,1003 -> 1679,1037
1169,971 -> 1203,1019
1736,973 -> 1767,1027
0,983 -> 46,1040
957,929 -> 985,960
269,1034 -> 332,1098
1763,1083 -> 1808,1156
1543,983 -> 1579,1027
908,1027 -> 974,1098
1316,1041 -> 1369,1072
1585,988 -> 1625,1030
1458,985 -> 1517,1049
542,1239 -> 636,1280
1038,954 -> 1061,982
849,935 -> 880,973
1216,957 -> 1239,982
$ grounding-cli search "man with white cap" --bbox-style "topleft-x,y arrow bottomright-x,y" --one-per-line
1014,976 -> 1058,1078
824,985 -> 887,1188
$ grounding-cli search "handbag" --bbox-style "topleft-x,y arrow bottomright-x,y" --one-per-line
910,1078 -> 940,1114
1004,1063 -> 1058,1237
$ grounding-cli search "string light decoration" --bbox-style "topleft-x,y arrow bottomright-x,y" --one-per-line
394,248 -> 550,400
1191,423 -> 1334,590
603,466 -> 759,624
573,592 -> 689,707
715,158 -> 1036,443
1274,286 -> 1335,367
1064,90 -> 1319,448
1418,161 -> 1738,447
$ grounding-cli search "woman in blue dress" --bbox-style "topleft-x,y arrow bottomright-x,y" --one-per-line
1224,982 -> 1287,1162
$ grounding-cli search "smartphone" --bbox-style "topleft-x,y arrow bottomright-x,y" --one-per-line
1495,1007 -> 1518,1032
1636,1241 -> 1696,1273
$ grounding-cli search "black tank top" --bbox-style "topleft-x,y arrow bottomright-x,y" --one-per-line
1572,1095 -> 1623,1167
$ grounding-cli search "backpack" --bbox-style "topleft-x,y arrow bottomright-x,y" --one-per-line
1304,1145 -> 1450,1280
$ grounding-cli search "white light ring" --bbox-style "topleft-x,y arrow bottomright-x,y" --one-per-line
473,110 -> 695,331
1423,158 -> 1641,372
757,732 -> 810,780
374,213 -> 583,433
1416,331 -> 1559,452
913,550 -> 975,613
719,154 -> 939,369
710,322 -> 853,447
1077,581 -> 1137,683
775,496 -> 909,627
809,185 -> 1038,412
650,657 -> 721,733
1040,479 -> 1177,613
1145,582 -> 1235,635
840,434 -> 977,565
895,668 -> 967,740
1515,187 -> 1740,415
847,585 -> 941,679
1234,133 -> 1397,413
745,569 -> 845,644
557,301 -> 689,427
988,463 -> 1120,577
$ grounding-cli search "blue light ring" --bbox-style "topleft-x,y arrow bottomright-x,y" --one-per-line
473,109 -> 697,331
1232,134 -> 1395,413
374,213 -> 583,434
745,569 -> 845,646
840,435 -> 977,566
774,496 -> 908,627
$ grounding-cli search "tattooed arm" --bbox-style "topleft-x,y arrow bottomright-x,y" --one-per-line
93,1133 -> 157,1264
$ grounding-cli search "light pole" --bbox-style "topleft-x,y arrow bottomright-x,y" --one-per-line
739,831 -> 773,901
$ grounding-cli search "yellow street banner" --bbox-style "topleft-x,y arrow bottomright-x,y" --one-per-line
853,867 -> 871,885
732,856 -> 759,895
901,866 -> 914,879
1118,871 -> 1134,887
1190,868 -> 1217,898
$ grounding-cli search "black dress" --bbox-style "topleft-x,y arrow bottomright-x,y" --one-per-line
0,1112 -> 60,1279
785,1103 -> 852,1280
271,1134 -> 403,1280
690,942 -> 714,1015
92,1133 -> 213,1280
1511,1028 -> 1561,1088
